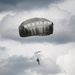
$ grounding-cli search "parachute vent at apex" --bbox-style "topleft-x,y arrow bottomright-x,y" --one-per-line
19,18 -> 53,37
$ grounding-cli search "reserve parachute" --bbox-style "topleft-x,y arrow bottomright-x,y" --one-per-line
19,18 -> 53,37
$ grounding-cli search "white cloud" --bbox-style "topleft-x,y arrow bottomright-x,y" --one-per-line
0,39 -> 74,58
0,12 -> 14,21
57,48 -> 75,75
0,47 -> 9,61
0,0 -> 75,75
0,38 -> 75,75
0,55 -> 61,75
0,5 -> 71,44
58,0 -> 75,15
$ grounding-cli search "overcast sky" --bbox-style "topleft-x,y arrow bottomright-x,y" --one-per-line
0,0 -> 75,75
0,0 -> 65,12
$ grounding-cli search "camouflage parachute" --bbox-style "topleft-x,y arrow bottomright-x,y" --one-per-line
19,18 -> 53,37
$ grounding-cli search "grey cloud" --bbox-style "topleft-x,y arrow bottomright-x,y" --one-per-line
0,47 -> 9,60
0,0 -> 64,4
0,56 -> 61,75
0,15 -> 75,44
69,16 -> 75,31
0,47 -> 6,51
0,56 -> 34,75
0,9 -> 75,44
20,15 -> 75,44
38,58 -> 61,74
0,0 -> 65,12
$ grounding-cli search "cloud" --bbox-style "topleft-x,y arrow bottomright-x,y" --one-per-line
0,5 -> 74,44
58,0 -> 75,15
0,39 -> 75,75
39,58 -> 61,74
0,0 -> 66,12
0,0 -> 75,75
0,34 -> 75,75
57,49 -> 75,75
0,47 -> 6,51
0,56 -> 32,75
0,0 -> 65,4
0,47 -> 9,61
0,55 -> 61,75
0,39 -> 73,58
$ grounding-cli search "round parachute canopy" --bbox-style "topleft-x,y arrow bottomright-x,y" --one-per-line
19,18 -> 53,37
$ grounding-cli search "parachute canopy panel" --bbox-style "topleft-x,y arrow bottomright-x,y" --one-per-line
19,18 -> 53,37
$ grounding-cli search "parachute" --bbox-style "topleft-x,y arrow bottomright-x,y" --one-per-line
19,18 -> 53,37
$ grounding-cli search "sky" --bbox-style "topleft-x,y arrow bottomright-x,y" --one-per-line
0,0 -> 75,75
